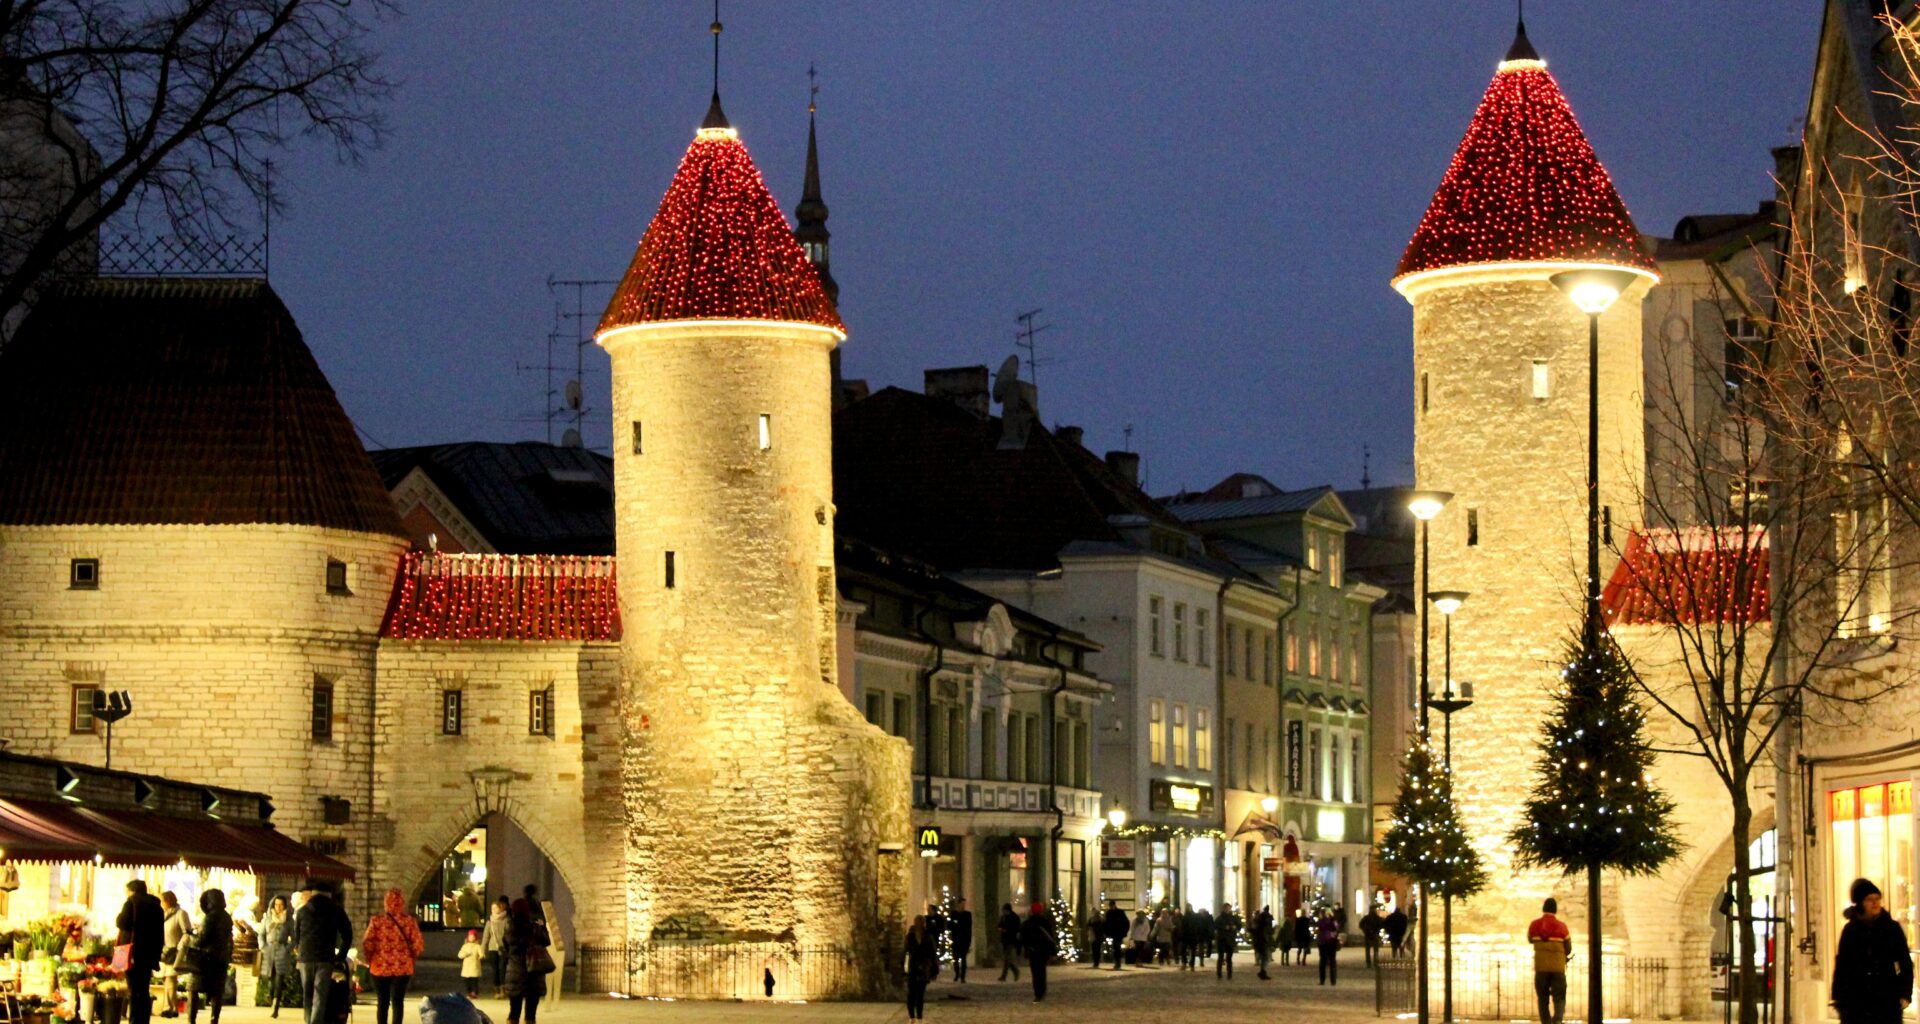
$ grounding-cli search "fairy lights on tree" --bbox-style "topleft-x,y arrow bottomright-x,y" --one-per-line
381,552 -> 622,641
1378,738 -> 1486,899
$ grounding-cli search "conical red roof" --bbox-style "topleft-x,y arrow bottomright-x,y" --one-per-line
599,123 -> 844,335
1393,46 -> 1656,287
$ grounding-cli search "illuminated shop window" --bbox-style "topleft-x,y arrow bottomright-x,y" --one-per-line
1830,781 -> 1914,937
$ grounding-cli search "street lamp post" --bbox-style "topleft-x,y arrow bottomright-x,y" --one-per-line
1404,490 -> 1451,1024
1549,266 -> 1640,1024
1427,591 -> 1471,1024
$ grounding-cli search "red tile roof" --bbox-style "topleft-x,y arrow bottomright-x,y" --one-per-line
598,125 -> 843,335
1394,48 -> 1656,284
380,551 -> 621,641
1602,528 -> 1769,626
0,278 -> 404,536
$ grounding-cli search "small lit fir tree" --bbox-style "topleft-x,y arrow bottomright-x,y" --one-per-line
1048,897 -> 1079,963
1512,633 -> 1680,1024
1378,738 -> 1487,899
933,886 -> 956,965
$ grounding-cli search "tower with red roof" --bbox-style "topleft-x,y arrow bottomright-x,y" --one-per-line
596,77 -> 908,995
1391,20 -> 1657,940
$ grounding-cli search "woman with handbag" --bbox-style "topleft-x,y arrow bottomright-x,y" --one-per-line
184,890 -> 232,1024
360,889 -> 425,1024
158,891 -> 193,1018
503,898 -> 553,1024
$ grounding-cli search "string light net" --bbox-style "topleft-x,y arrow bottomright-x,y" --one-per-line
1378,738 -> 1486,898
1601,527 -> 1771,626
1394,55 -> 1657,281
380,551 -> 622,641
599,126 -> 844,335
1511,634 -> 1680,875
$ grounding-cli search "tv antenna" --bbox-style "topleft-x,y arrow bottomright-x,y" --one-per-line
1014,308 -> 1054,393
1361,444 -> 1373,489
516,277 -> 615,448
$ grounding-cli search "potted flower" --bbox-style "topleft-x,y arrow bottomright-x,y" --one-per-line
96,978 -> 128,1024
76,976 -> 97,1022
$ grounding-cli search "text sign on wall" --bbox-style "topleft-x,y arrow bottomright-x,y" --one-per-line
1148,779 -> 1215,815
1287,721 -> 1304,792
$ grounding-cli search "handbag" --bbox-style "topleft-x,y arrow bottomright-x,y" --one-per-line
525,943 -> 556,976
111,943 -> 132,973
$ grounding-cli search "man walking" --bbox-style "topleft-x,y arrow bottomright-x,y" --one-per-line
293,882 -> 353,1024
1361,904 -> 1385,967
1020,902 -> 1055,1003
995,903 -> 1022,982
1215,905 -> 1240,979
1386,904 -> 1410,958
1252,905 -> 1274,979
950,897 -> 974,982
1529,898 -> 1572,1024
1101,900 -> 1130,970
116,880 -> 163,1024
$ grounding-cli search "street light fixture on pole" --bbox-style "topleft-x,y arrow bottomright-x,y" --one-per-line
1426,590 -> 1472,1024
1404,489 -> 1451,1024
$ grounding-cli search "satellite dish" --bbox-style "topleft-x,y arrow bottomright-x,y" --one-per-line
565,379 -> 583,410
561,428 -> 583,448
991,354 -> 1020,405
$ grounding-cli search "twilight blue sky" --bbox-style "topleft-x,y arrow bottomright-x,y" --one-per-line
267,2 -> 1819,494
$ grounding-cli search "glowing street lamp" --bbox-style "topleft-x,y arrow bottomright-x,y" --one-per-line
1404,488 -> 1451,1024
1107,806 -> 1128,832
1260,796 -> 1279,816
1425,589 -> 1473,1024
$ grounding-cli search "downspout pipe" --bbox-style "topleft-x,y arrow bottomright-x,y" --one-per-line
1213,577 -> 1231,901
1275,565 -> 1304,807
914,602 -> 945,810
1041,629 -> 1071,896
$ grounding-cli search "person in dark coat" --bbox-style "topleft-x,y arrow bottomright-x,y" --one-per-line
996,904 -> 1022,981
291,884 -> 352,1024
503,897 -> 552,1024
1834,878 -> 1914,1024
949,898 -> 974,982
1214,905 -> 1240,979
1193,907 -> 1215,969
1316,909 -> 1342,986
1361,906 -> 1386,967
1293,910 -> 1315,965
1251,906 -> 1274,979
118,879 -> 165,1024
185,890 -> 233,1024
1386,906 -> 1410,958
1019,902 -> 1054,1002
259,895 -> 299,1017
1175,904 -> 1195,969
1101,901 -> 1129,971
903,916 -> 936,1020
1277,906 -> 1294,965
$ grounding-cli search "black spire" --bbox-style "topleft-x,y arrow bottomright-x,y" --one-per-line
794,64 -> 837,306
703,3 -> 730,129
1505,7 -> 1539,63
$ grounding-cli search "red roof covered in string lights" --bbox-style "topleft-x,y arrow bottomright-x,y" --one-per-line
1393,24 -> 1657,288
381,552 -> 622,641
598,99 -> 844,336
1602,528 -> 1770,627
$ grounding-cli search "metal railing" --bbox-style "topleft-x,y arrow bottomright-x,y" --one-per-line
574,942 -> 870,1000
1375,954 -> 1673,1020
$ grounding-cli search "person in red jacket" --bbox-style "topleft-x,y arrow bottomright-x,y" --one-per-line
360,888 -> 425,1024
1528,898 -> 1573,1024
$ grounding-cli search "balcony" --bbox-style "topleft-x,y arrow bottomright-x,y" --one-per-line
913,776 -> 1102,821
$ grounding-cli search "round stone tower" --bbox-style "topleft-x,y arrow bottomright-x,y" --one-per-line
595,93 -> 909,998
1392,23 -> 1658,941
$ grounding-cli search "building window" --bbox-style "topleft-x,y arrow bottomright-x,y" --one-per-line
1025,713 -> 1042,783
1149,699 -> 1166,765
70,684 -> 99,734
982,713 -> 1000,780
1329,544 -> 1343,589
1530,359 -> 1551,400
69,558 -> 99,590
864,691 -> 884,728
1306,532 -> 1320,571
1148,596 -> 1165,657
1262,727 -> 1274,793
1195,708 -> 1211,771
1349,736 -> 1363,804
1286,633 -> 1299,674
1009,714 -> 1026,779
1421,371 -> 1429,414
949,705 -> 967,777
1829,783 -> 1911,941
1724,317 -> 1761,392
1330,733 -> 1343,802
1195,609 -> 1211,667
758,413 -> 772,451
1075,720 -> 1091,789
1309,728 -> 1323,799
631,421 -> 643,454
893,694 -> 912,741
1263,636 -> 1274,684
1171,703 -> 1188,768
1466,508 -> 1479,547
1225,623 -> 1238,676
1245,630 -> 1257,683
1054,718 -> 1070,783
441,690 -> 463,736
311,678 -> 334,742
529,687 -> 555,737
1172,603 -> 1188,662
325,559 -> 350,596
1329,635 -> 1342,682
1224,719 -> 1238,788
1308,629 -> 1321,677
1245,722 -> 1257,792
664,551 -> 676,588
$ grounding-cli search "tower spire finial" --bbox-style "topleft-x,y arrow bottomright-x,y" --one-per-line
1504,0 -> 1539,64
703,1 -> 730,130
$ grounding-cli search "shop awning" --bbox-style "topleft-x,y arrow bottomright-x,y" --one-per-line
0,797 -> 352,880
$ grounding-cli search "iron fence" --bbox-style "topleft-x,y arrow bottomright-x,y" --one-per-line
1375,953 -> 1673,1020
573,942 -> 869,1000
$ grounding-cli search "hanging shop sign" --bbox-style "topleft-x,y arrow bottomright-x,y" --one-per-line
1286,721 -> 1304,792
1149,779 -> 1215,815
1100,839 -> 1137,874
916,826 -> 943,857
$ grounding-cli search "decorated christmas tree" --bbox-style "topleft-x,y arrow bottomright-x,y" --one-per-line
933,886 -> 956,965
1048,897 -> 1080,963
1378,738 -> 1486,898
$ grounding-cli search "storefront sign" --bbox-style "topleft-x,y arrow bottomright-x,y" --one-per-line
1101,839 -> 1136,874
1287,721 -> 1304,792
1149,779 -> 1215,815
1263,857 -> 1283,873
916,826 -> 942,857
306,837 -> 349,856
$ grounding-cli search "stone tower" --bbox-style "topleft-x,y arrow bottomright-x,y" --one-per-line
1392,23 -> 1658,940
596,91 -> 909,997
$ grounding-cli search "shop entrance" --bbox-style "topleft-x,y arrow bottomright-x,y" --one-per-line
411,811 -> 576,946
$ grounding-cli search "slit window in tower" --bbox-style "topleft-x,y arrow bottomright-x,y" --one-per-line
1467,508 -> 1480,547
1603,506 -> 1613,546
631,421 -> 643,455
664,551 -> 676,589
1421,372 -> 1429,414
758,413 -> 772,451
1530,359 -> 1551,399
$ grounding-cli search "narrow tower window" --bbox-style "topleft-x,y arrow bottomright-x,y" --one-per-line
664,551 -> 677,589
1603,506 -> 1613,546
631,421 -> 643,455
69,558 -> 99,589
758,413 -> 772,451
1466,508 -> 1480,547
1421,372 -> 1430,414
1529,359 -> 1551,399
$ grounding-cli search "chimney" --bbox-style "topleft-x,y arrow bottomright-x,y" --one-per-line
924,366 -> 990,419
1105,451 -> 1140,486
1057,425 -> 1084,449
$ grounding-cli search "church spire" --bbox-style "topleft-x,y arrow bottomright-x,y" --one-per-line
703,3 -> 730,130
794,64 -> 838,306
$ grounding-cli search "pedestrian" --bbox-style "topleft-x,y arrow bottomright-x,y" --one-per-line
1215,905 -> 1240,979
1834,878 -> 1913,1024
291,881 -> 352,1024
1151,906 -> 1177,965
949,897 -> 974,982
482,896 -> 511,998
1293,909 -> 1315,966
504,897 -> 552,1024
1362,905 -> 1385,967
1252,906 -> 1274,979
1020,901 -> 1055,1003
1386,905 -> 1410,958
1102,900 -> 1129,970
184,890 -> 232,1024
1128,909 -> 1151,965
1277,905 -> 1294,966
362,888 -> 425,1024
1194,905 -> 1215,969
904,915 -> 936,1020
458,929 -> 485,999
1316,909 -> 1341,986
996,903 -> 1022,981
260,895 -> 298,1018
158,891 -> 192,1018
1175,904 -> 1195,969
1528,897 -> 1572,1024
117,879 -> 165,1024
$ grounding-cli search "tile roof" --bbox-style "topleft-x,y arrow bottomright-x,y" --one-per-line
598,123 -> 843,336
1163,487 -> 1333,523
0,278 -> 403,536
380,551 -> 621,641
1602,527 -> 1770,626
371,441 -> 614,555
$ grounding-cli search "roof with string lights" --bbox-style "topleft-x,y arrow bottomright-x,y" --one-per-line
1393,22 -> 1658,290
597,95 -> 844,337
1601,527 -> 1770,627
